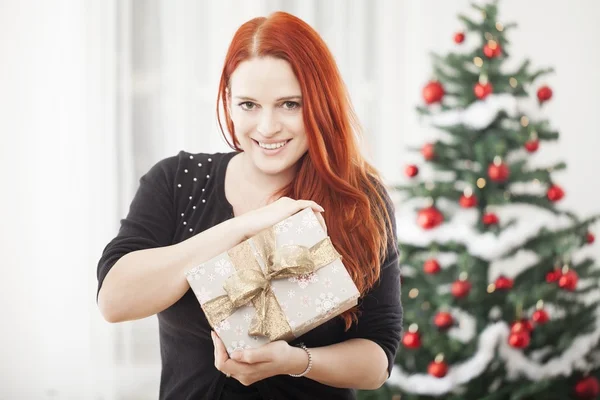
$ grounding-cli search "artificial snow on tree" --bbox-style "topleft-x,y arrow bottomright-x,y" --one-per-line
358,1 -> 600,399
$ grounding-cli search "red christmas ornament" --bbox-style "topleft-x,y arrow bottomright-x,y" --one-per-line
423,81 -> 445,104
421,143 -> 436,160
537,85 -> 553,103
524,139 -> 539,153
508,331 -> 531,348
423,259 -> 442,274
482,212 -> 499,225
454,32 -> 465,44
488,161 -> 510,182
405,164 -> 419,178
434,311 -> 454,330
587,232 -> 595,244
547,184 -> 565,202
428,358 -> 449,378
511,319 -> 534,334
494,275 -> 514,290
459,194 -> 478,208
483,41 -> 502,58
532,309 -> 549,324
558,269 -> 579,291
402,324 -> 421,349
474,82 -> 493,99
417,206 -> 444,230
451,279 -> 472,298
574,376 -> 600,399
546,268 -> 562,283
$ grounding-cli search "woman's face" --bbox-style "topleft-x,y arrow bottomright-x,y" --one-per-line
229,57 -> 309,177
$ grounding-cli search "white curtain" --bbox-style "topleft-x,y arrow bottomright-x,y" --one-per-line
111,0 -> 405,398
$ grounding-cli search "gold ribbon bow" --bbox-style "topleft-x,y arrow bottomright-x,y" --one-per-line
202,226 -> 341,341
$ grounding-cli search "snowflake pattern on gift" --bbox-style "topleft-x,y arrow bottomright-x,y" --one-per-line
279,301 -> 289,312
214,319 -> 231,334
186,264 -> 206,280
287,289 -> 296,298
315,292 -> 340,315
331,264 -> 340,274
322,277 -> 332,288
207,273 -> 215,282
234,325 -> 245,336
296,311 -> 303,319
215,259 -> 233,276
288,272 -> 318,289
302,212 -> 320,229
227,340 -> 251,353
300,295 -> 311,308
274,219 -> 293,234
243,312 -> 252,323
195,287 -> 213,304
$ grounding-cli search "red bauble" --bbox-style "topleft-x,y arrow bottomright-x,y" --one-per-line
558,270 -> 579,291
454,32 -> 465,43
547,184 -> 565,202
524,139 -> 539,153
474,82 -> 493,99
451,279 -> 472,298
428,360 -> 449,378
488,162 -> 510,182
423,259 -> 442,274
494,275 -> 514,290
508,331 -> 531,348
574,376 -> 600,399
423,81 -> 445,104
511,319 -> 534,334
459,194 -> 478,208
402,332 -> 421,349
537,85 -> 553,103
405,164 -> 419,177
434,312 -> 454,330
482,212 -> 499,225
546,269 -> 561,283
417,206 -> 444,230
421,143 -> 436,160
587,232 -> 595,244
483,42 -> 502,58
532,309 -> 549,324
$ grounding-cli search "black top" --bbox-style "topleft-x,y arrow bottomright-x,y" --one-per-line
97,151 -> 403,400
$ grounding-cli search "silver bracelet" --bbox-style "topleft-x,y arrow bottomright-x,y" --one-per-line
288,342 -> 312,378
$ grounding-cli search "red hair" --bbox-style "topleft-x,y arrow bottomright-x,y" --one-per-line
216,12 -> 395,330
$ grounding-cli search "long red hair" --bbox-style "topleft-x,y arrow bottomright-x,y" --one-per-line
216,12 -> 395,330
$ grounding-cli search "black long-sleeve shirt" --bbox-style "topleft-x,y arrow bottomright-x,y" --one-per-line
97,150 -> 403,400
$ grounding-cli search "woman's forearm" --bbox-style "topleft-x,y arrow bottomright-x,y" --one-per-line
98,217 -> 248,323
288,338 -> 389,390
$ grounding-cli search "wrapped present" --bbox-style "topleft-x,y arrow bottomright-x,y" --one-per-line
185,207 -> 360,354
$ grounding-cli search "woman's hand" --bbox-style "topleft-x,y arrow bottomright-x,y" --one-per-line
211,331 -> 309,386
236,197 -> 325,240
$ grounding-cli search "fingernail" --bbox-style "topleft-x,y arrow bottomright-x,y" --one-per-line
319,207 -> 325,212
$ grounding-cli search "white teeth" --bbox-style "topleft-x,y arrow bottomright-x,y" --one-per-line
258,140 -> 288,149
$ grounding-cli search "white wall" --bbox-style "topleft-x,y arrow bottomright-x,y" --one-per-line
0,0 -> 598,399
0,0 -> 116,399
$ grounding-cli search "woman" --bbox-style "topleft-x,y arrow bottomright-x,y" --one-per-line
97,11 -> 402,400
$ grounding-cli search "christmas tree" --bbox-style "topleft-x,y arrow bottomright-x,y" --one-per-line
359,1 -> 600,399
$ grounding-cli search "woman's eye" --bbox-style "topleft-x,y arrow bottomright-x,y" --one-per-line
239,102 -> 256,111
282,101 -> 300,110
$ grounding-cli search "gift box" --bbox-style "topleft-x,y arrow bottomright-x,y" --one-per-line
185,207 -> 360,354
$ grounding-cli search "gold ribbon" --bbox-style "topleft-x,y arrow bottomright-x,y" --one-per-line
202,226 -> 341,341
